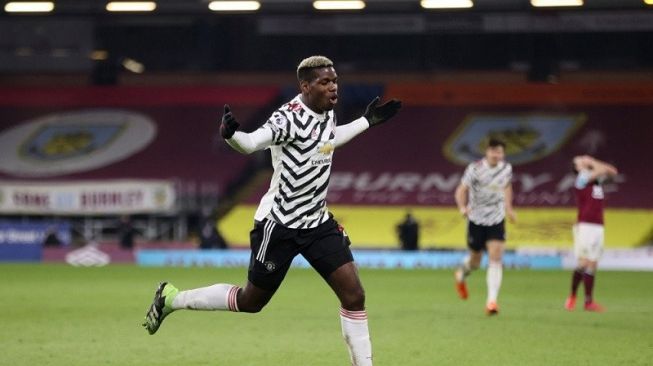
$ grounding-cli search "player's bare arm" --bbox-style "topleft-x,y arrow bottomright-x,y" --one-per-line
588,156 -> 618,179
454,183 -> 469,217
504,183 -> 516,223
574,155 -> 618,181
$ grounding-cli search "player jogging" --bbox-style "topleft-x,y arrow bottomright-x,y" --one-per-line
453,138 -> 516,315
565,155 -> 618,312
142,56 -> 401,366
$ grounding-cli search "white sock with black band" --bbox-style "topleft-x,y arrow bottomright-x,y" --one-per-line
340,308 -> 373,366
171,284 -> 240,312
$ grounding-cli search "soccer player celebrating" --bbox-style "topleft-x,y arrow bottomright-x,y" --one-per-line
142,55 -> 401,366
453,138 -> 516,315
565,155 -> 618,312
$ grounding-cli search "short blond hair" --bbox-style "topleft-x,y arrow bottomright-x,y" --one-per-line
297,55 -> 334,82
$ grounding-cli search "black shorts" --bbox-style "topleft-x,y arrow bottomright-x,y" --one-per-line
247,215 -> 353,291
467,220 -> 505,252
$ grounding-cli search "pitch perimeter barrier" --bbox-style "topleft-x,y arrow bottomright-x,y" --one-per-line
0,221 -> 71,262
136,248 -> 653,270
136,249 -> 561,270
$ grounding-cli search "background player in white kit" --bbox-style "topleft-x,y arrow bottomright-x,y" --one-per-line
565,155 -> 618,312
453,138 -> 516,315
142,56 -> 401,366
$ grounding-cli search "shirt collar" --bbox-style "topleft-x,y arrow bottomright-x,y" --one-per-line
482,158 -> 503,169
296,94 -> 328,120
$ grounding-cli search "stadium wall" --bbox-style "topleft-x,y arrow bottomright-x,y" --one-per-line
0,86 -> 280,193
220,206 -> 652,249
0,83 -> 651,251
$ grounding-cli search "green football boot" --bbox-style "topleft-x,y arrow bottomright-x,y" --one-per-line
142,282 -> 178,335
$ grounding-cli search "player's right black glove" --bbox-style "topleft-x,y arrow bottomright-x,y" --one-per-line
363,96 -> 402,127
220,104 -> 240,139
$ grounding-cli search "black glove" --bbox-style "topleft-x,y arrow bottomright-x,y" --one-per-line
220,104 -> 240,139
364,97 -> 402,127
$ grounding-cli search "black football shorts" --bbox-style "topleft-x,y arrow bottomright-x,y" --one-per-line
467,220 -> 506,252
247,215 -> 353,291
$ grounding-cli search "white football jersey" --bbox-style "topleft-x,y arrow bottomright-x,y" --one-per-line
254,95 -> 336,229
461,159 -> 512,226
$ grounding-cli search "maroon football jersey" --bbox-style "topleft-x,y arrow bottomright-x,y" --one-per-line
575,183 -> 605,225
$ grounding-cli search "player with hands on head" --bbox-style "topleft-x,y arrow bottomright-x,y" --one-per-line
565,155 -> 618,312
143,55 -> 401,366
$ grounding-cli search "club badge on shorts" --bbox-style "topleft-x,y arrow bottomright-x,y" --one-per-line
264,261 -> 276,272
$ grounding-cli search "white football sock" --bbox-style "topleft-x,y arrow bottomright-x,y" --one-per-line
340,308 -> 373,366
171,284 -> 240,312
486,260 -> 503,304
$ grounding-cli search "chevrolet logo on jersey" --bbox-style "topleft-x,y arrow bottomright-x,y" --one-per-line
311,143 -> 334,166
444,113 -> 585,166
21,123 -> 126,161
318,142 -> 334,155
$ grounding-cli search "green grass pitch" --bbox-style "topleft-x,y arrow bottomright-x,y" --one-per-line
1,264 -> 652,365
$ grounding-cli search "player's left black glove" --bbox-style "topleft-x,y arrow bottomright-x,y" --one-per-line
220,104 -> 240,139
363,97 -> 402,127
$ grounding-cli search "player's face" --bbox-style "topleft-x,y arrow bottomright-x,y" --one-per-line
304,67 -> 338,113
485,145 -> 505,166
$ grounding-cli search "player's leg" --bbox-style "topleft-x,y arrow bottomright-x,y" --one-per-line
455,250 -> 482,299
323,258 -> 372,366
567,260 -> 586,310
484,220 -> 506,314
582,225 -> 604,311
142,280 -> 247,335
143,278 -> 282,334
457,250 -> 483,278
303,218 -> 372,366
142,219 -> 291,334
454,221 -> 484,299
485,239 -> 504,315
566,256 -> 587,311
327,261 -> 366,310
170,280 -> 276,313
582,260 -> 603,311
153,255 -> 290,316
566,224 -> 587,310
328,261 -> 372,366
